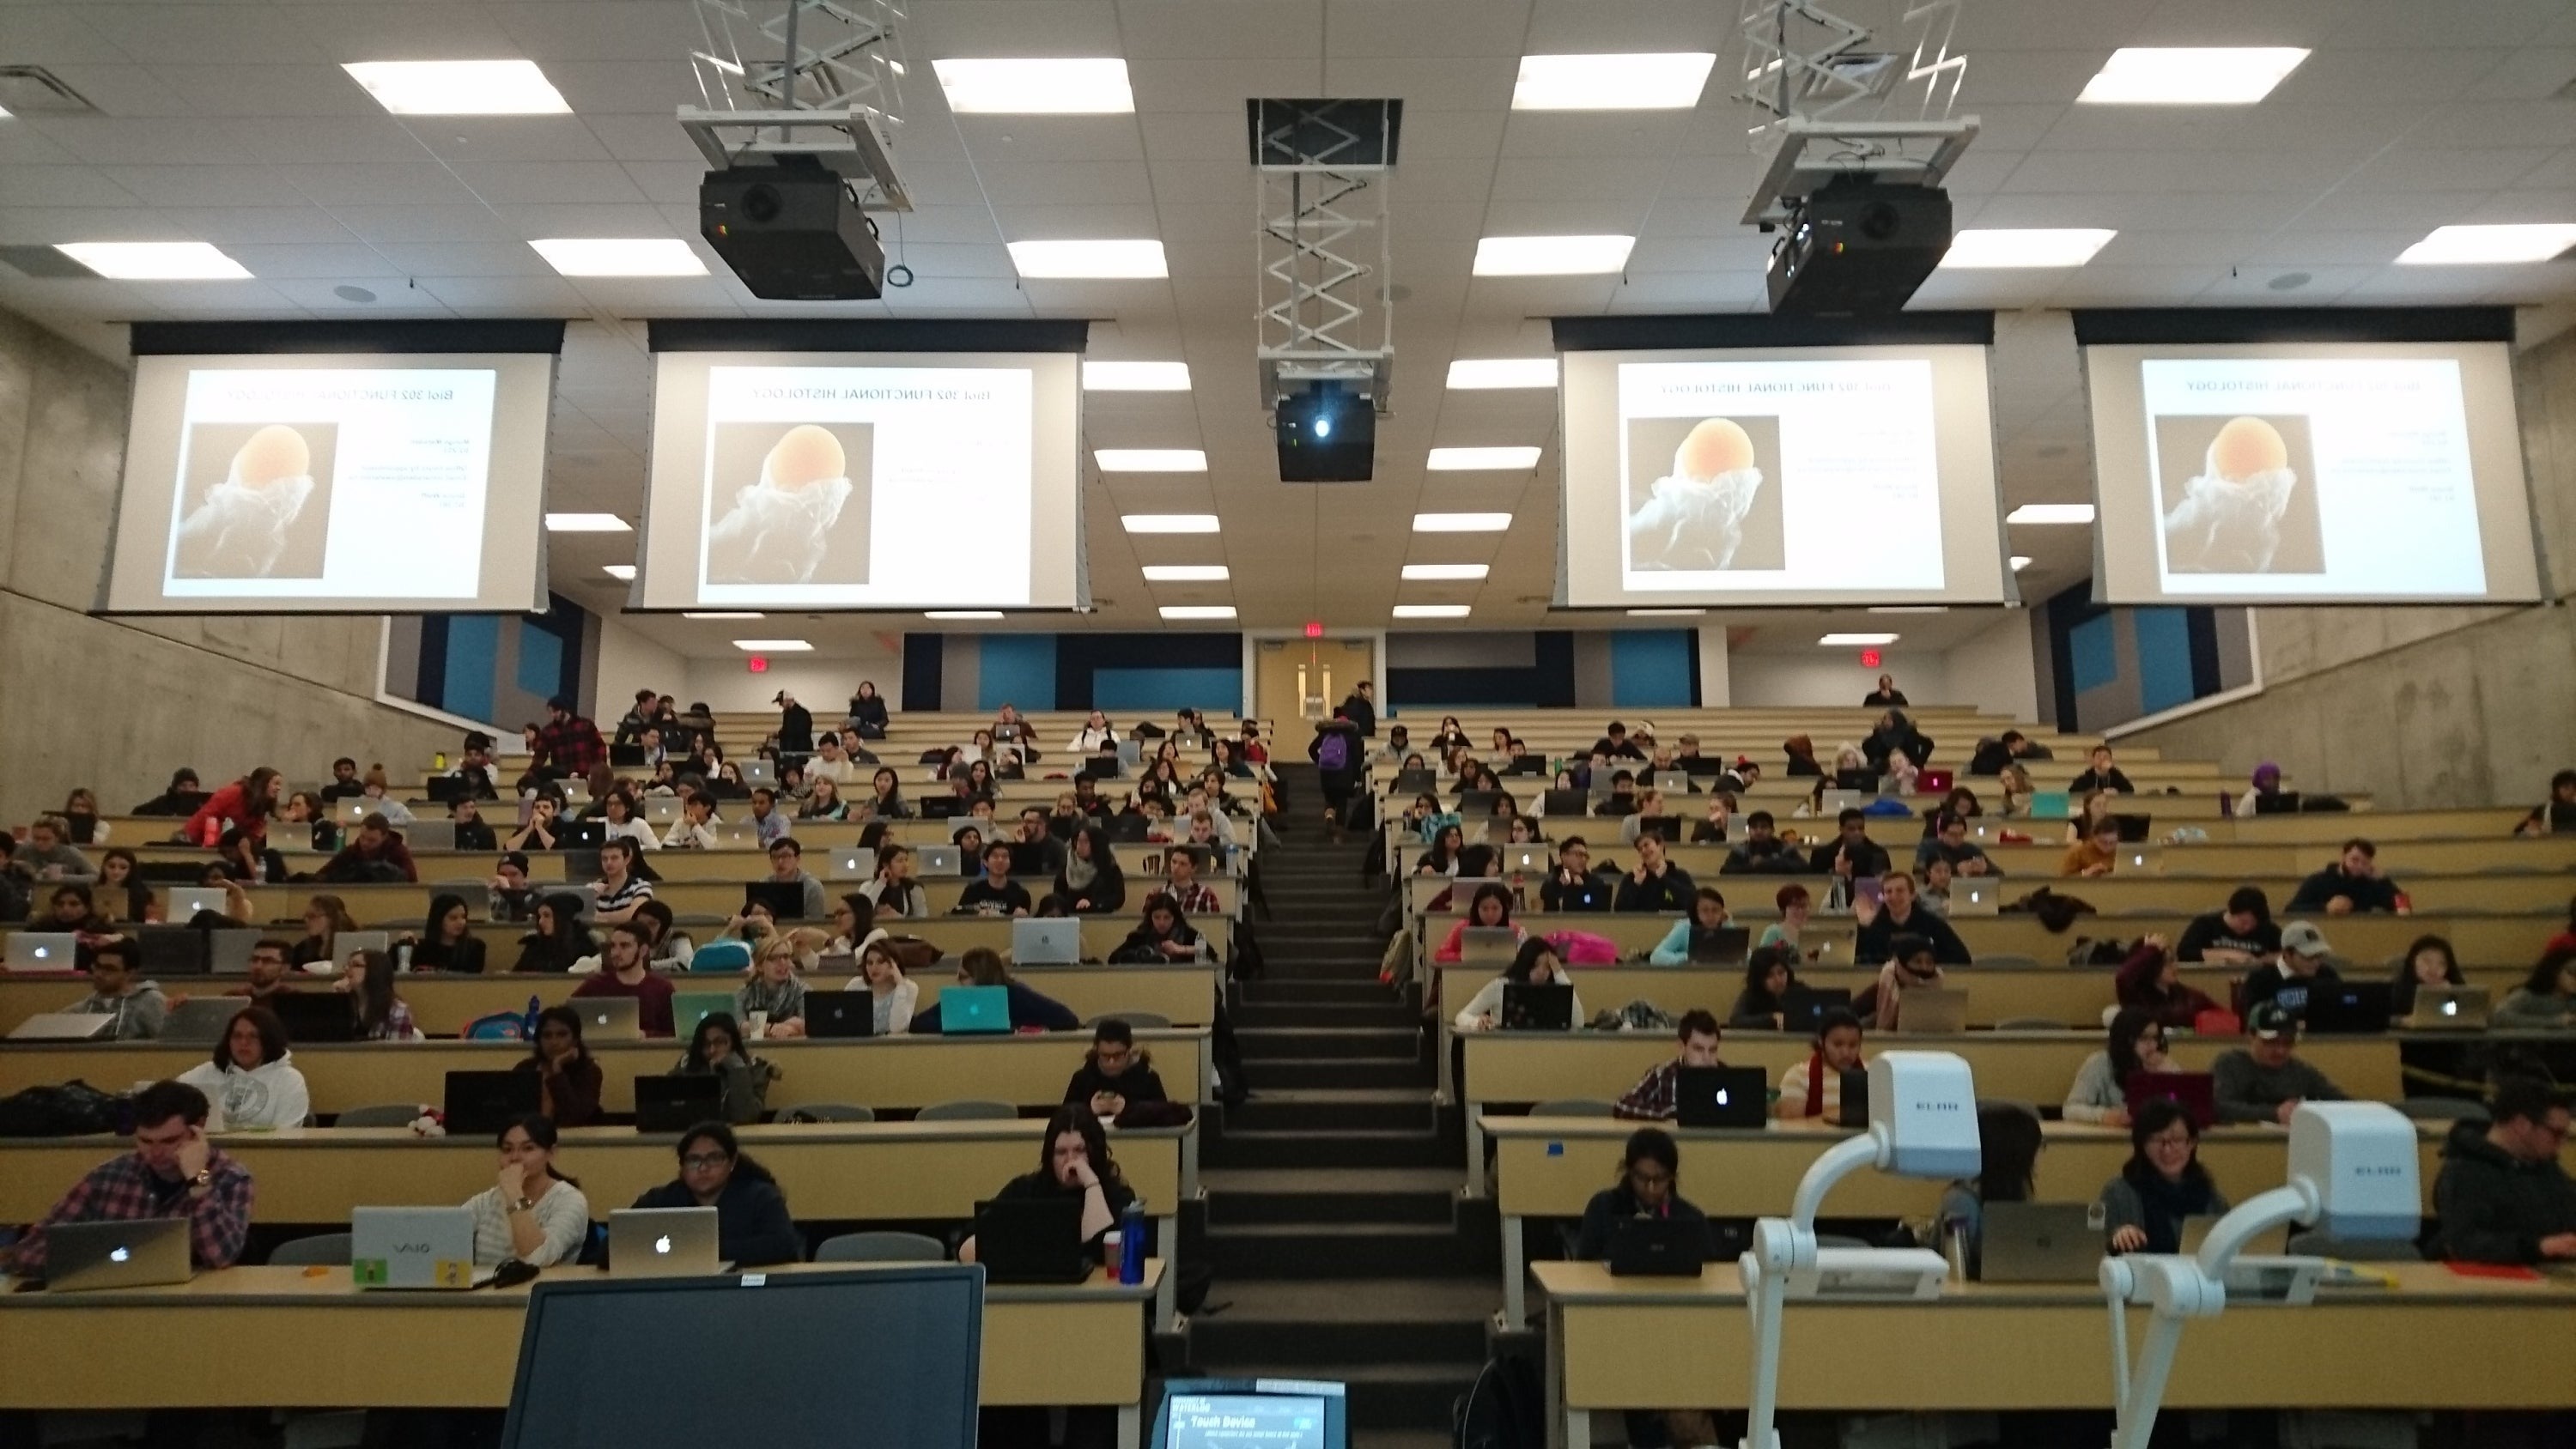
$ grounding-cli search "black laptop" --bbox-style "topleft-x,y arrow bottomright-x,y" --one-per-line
271,991 -> 356,1044
1006,841 -> 1054,880
1780,986 -> 1854,1036
1541,789 -> 1591,817
1504,756 -> 1549,777
1686,926 -> 1752,969
2304,982 -> 2393,1034
444,1070 -> 540,1136
920,797 -> 965,821
635,1075 -> 723,1133
1837,1067 -> 1870,1128
2113,814 -> 2154,844
1674,1065 -> 1770,1129
609,744 -> 647,768
973,1196 -> 1095,1284
132,927 -> 208,978
1499,983 -> 1574,1032
1456,790 -> 1504,817
424,776 -> 476,804
744,880 -> 809,920
557,818 -> 607,849
805,991 -> 875,1039
1103,813 -> 1151,843
1393,769 -> 1437,794
2253,791 -> 2305,816
1552,877 -> 1613,912
1606,1215 -> 1712,1277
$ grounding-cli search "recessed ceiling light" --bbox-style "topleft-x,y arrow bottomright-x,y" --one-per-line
684,612 -> 764,620
1473,234 -> 1635,276
1628,608 -> 1707,616
1095,448 -> 1206,472
732,639 -> 815,652
932,58 -> 1133,114
601,564 -> 636,581
2010,555 -> 2034,572
1414,512 -> 1515,532
1122,514 -> 1220,533
53,242 -> 250,280
1512,52 -> 1717,111
544,512 -> 630,532
1142,565 -> 1230,582
2076,47 -> 2309,106
1820,632 -> 1899,646
343,59 -> 570,115
1007,239 -> 1167,278
2006,504 -> 2095,525
2397,224 -> 2576,266
1941,228 -> 2117,269
1394,604 -> 1473,619
529,239 -> 706,277
1083,361 -> 1192,391
1401,563 -> 1490,581
1868,605 -> 1948,615
1446,358 -> 1560,390
1427,446 -> 1542,471
1159,605 -> 1237,621
926,610 -> 1004,620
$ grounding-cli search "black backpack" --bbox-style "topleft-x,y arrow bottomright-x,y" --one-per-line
0,1081 -> 126,1138
1453,1350 -> 1545,1449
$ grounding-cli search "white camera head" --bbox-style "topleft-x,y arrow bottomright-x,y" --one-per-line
2288,1100 -> 2419,1241
1868,1050 -> 1980,1179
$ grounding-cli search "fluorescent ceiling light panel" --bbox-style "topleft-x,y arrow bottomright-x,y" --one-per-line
2005,503 -> 2095,524
1007,239 -> 1167,278
600,564 -> 636,581
1142,565 -> 1230,582
1122,514 -> 1220,534
1414,512 -> 1515,532
1512,52 -> 1717,111
2010,555 -> 2033,572
54,242 -> 250,280
1628,608 -> 1706,616
1427,446 -> 1541,471
1446,357 -> 1560,390
1094,448 -> 1206,471
1394,604 -> 1473,619
926,610 -> 1004,620
1400,563 -> 1490,581
2397,224 -> 2576,265
933,58 -> 1133,114
732,639 -> 815,652
1941,228 -> 2117,269
1082,361 -> 1192,391
544,512 -> 630,532
343,59 -> 570,115
2076,47 -> 2309,106
1472,234 -> 1634,276
683,612 -> 763,620
1820,632 -> 1899,646
1159,605 -> 1237,620
529,238 -> 706,277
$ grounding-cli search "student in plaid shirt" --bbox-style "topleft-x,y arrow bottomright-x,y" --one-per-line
6,1080 -> 253,1277
1613,1009 -> 1727,1122
1161,846 -> 1220,918
532,696 -> 606,779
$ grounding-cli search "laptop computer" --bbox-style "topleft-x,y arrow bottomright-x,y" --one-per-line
405,822 -> 458,852
672,991 -> 738,1036
939,984 -> 1012,1034
1005,841 -> 1054,880
2113,814 -> 2154,844
744,881 -> 808,921
1499,983 -> 1574,1032
920,797 -> 965,822
916,844 -> 962,876
610,744 -> 647,769
1686,925 -> 1752,967
1103,813 -> 1151,843
208,931 -> 261,975
2126,1070 -> 2216,1131
1605,1216 -> 1710,1277
2409,985 -> 2490,1030
7,932 -> 80,969
1456,791 -> 1504,818
2121,846 -> 2164,876
1978,1203 -> 2105,1283
1950,879 -> 2003,916
1502,845 -> 1552,875
2304,982 -> 2393,1034
1818,789 -> 1864,816
1394,769 -> 1439,795
40,1219 -> 192,1292
165,887 -> 230,921
1540,789 -> 1590,817
8,1012 -> 113,1041
1894,987 -> 1968,1035
578,997 -> 644,1042
557,819 -> 607,850
426,776 -> 477,803
322,931 -> 391,970
828,847 -> 873,880
333,797 -> 372,827
972,1196 -> 1095,1284
352,1206 -> 492,1289
133,926 -> 208,978
1779,986 -> 1853,1035
162,996 -> 252,1045
643,797 -> 683,825
805,991 -> 875,1039
1012,918 -> 1080,967
609,1206 -> 727,1276
1917,768 -> 1954,796
1674,1065 -> 1770,1129
1505,755 -> 1549,777
2027,791 -> 2073,820
2252,791 -> 2305,816
1459,927 -> 1519,967
270,991 -> 355,1043
635,1076 -> 723,1133
742,759 -> 776,787
444,1070 -> 540,1136
1800,930 -> 1859,968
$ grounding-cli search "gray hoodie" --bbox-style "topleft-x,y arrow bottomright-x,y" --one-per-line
71,981 -> 169,1040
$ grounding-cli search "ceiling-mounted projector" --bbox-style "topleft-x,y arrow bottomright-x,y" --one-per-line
700,155 -> 886,300
1274,380 -> 1376,482
1764,177 -> 1952,315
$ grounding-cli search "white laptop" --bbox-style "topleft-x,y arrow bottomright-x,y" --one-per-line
165,887 -> 230,920
7,932 -> 81,969
1012,918 -> 1081,966
610,1206 -> 727,1276
916,844 -> 962,876
9,1012 -> 114,1041
1502,845 -> 1552,875
332,797 -> 372,826
404,822 -> 457,852
1819,790 -> 1864,815
742,759 -> 777,787
2122,846 -> 2164,876
828,847 -> 873,880
644,797 -> 683,825
1460,926 -> 1519,967
1950,879 -> 2002,916
352,1206 -> 493,1289
44,1219 -> 191,1291
580,996 -> 644,1041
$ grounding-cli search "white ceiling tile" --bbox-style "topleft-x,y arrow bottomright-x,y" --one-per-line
542,61 -> 705,116
373,242 -> 556,278
0,166 -> 141,208
277,162 -> 484,206
221,243 -> 406,280
0,9 -> 138,64
1321,58 -> 1516,110
1498,111 -> 1701,161
147,63 -> 377,118
155,205 -> 361,245
1139,112 -> 1254,163
619,163 -> 708,206
951,116 -> 1147,164
411,118 -> 615,164
228,116 -> 440,165
30,117 -> 263,167
97,165 -> 307,208
579,114 -> 706,164
80,6 -> 331,64
1126,57 -> 1304,112
261,276 -> 454,312
272,3 -> 525,61
447,161 -> 647,204
0,206 -> 186,245
1117,0 -> 1321,58
914,1 -> 1125,55
1321,1 -> 1528,58
1486,155 -> 1670,204
320,204 -> 521,246
2343,148 -> 2557,192
992,203 -> 1165,240
494,3 -> 709,63
973,160 -> 1155,207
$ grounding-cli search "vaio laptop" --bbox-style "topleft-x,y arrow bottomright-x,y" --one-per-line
609,1206 -> 727,1276
635,1076 -> 723,1133
939,985 -> 1012,1034
42,1218 -> 191,1291
972,1196 -> 1093,1284
805,991 -> 875,1039
2125,1070 -> 2216,1131
1459,927 -> 1519,967
1606,1216 -> 1709,1277
1499,983 -> 1574,1032
352,1206 -> 491,1289
1978,1203 -> 2104,1283
1674,1065 -> 1769,1129
2409,985 -> 2490,1030
578,997 -> 645,1042
1894,987 -> 1968,1035
1012,918 -> 1080,967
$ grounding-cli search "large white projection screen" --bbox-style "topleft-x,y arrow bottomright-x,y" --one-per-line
2085,342 -> 2542,604
1558,346 -> 2012,608
639,351 -> 1084,611
104,352 -> 555,613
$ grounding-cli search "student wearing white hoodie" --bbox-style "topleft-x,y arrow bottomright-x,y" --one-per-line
177,1005 -> 311,1131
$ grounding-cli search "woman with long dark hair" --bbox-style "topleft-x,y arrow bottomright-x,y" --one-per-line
628,1121 -> 803,1266
340,949 -> 420,1041
1450,937 -> 1584,1034
671,1012 -> 768,1124
464,1114 -> 590,1268
963,1105 -> 1136,1263
2064,1008 -> 2171,1125
2098,1099 -> 2227,1255
512,892 -> 595,973
1051,825 -> 1127,915
413,892 -> 487,973
1937,1102 -> 2043,1277
515,1006 -> 603,1126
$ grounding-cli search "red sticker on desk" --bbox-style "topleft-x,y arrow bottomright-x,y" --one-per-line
2444,1262 -> 2542,1282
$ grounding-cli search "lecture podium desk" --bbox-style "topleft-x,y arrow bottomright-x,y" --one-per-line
0,1261 -> 1163,1447
1532,1260 -> 2576,1449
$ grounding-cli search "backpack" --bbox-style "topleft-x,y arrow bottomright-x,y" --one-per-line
1315,732 -> 1350,773
464,1011 -> 531,1041
1453,1351 -> 1546,1449
690,939 -> 754,974
0,1081 -> 125,1137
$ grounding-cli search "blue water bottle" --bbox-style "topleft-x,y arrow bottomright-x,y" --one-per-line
524,995 -> 542,1040
1118,1201 -> 1146,1285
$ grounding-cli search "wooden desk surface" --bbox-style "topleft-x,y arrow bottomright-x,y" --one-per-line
0,1262 -> 1159,1410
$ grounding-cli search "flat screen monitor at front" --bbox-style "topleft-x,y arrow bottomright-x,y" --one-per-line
1156,1388 -> 1346,1449
2083,343 -> 2542,604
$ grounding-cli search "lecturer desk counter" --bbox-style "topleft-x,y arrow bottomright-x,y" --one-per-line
0,962 -> 1218,1039
0,1263 -> 1163,1447
0,1028 -> 1212,1114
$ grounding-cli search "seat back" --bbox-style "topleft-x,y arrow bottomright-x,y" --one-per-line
917,1098 -> 1017,1122
815,1231 -> 946,1264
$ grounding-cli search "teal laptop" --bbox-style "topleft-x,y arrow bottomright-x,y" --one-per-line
940,985 -> 1012,1034
2028,791 -> 2073,820
673,991 -> 738,1034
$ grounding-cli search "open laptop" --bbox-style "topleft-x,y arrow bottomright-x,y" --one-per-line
1779,986 -> 1853,1035
352,1206 -> 492,1289
742,759 -> 776,787
2126,1070 -> 2216,1131
939,985 -> 1012,1034
165,887 -> 230,921
635,1076 -> 723,1133
271,991 -> 356,1043
1893,987 -> 1968,1035
1502,845 -> 1552,875
163,996 -> 252,1045
2120,846 -> 2165,876
1605,1216 -> 1709,1277
1674,1065 -> 1769,1129
915,844 -> 962,876
2252,791 -> 2306,816
1499,983 -> 1574,1032
744,881 -> 808,921
2304,982 -> 2393,1034
672,991 -> 737,1037
41,1218 -> 192,1292
805,991 -> 875,1039
1686,925 -> 1752,967
207,931 -> 261,975
1800,929 -> 1859,968
577,997 -> 645,1042
1459,927 -> 1519,967
8,1012 -> 114,1041
972,1196 -> 1094,1284
643,797 -> 683,825
1950,879 -> 2003,916
1917,768 -> 1954,797
6,932 -> 80,969
2027,791 -> 2073,820
1012,918 -> 1080,967
828,847 -> 873,881
609,1206 -> 727,1276
2408,985 -> 2490,1030
1978,1203 -> 2105,1283
324,931 -> 391,970
1818,789 -> 1864,816
444,1070 -> 540,1136
2113,814 -> 2154,844
404,821 -> 457,852
133,927 -> 208,978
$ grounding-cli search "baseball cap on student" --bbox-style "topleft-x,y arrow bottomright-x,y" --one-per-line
2247,1002 -> 2298,1040
2279,922 -> 2331,959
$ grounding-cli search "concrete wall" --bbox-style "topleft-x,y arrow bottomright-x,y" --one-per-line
680,636 -> 904,714
0,308 -> 451,824
593,612 -> 685,718
1728,647 -> 1953,709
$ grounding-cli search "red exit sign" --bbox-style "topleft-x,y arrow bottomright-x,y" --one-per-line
1860,648 -> 1882,669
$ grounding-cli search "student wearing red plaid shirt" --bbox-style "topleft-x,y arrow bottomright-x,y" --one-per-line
531,696 -> 606,779
1613,1009 -> 1727,1122
5,1081 -> 253,1278
1161,846 -> 1221,918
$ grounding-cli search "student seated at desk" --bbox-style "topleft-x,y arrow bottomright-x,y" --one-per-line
1808,808 -> 1892,882
573,924 -> 677,1037
2495,946 -> 2576,1028
3,1081 -> 253,1278
2069,744 -> 2134,796
292,894 -> 362,969
519,1006 -> 605,1127
1755,884 -> 1812,958
1615,1010 -> 1725,1121
1648,888 -> 1734,966
507,791 -> 566,853
2433,1075 -> 2576,1265
629,1122 -> 804,1266
1728,946 -> 1801,1029
2065,1008 -> 2172,1126
513,893 -> 597,973
1538,837 -> 1611,912
2287,837 -> 2408,916
2114,935 -> 2221,1032
1718,814 -> 1801,883
2175,886 -> 2281,965
223,937 -> 301,1009
1777,1009 -> 1865,1119
337,949 -> 422,1041
662,792 -> 721,850
857,849 -> 929,920
1619,789 -> 1679,847
1064,1018 -> 1170,1125
958,1105 -> 1137,1264
176,1006 -> 310,1131
1613,832 -> 1695,913
955,841 -> 1034,917
1452,938 -> 1585,1034
1159,847 -> 1221,918
2237,920 -> 2341,1018
467,1114 -> 591,1269
1918,813 -> 2000,879
1936,1102 -> 2042,1278
2059,815 -> 2123,878
1855,935 -> 1944,1032
318,811 -> 417,884
64,936 -> 168,1040
1049,825 -> 1127,916
1110,893 -> 1205,964
2515,769 -> 2576,837
587,839 -> 653,927
1435,882 -> 1524,963
2099,1098 -> 2227,1255
737,937 -> 811,1038
1853,870 -> 1971,967
910,947 -> 1079,1033
9,811 -> 94,883
838,937 -> 919,1034
2213,1003 -> 2349,1125
411,892 -> 489,973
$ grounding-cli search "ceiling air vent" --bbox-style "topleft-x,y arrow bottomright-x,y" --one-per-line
0,65 -> 102,116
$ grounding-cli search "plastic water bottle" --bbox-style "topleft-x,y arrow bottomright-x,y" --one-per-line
524,995 -> 542,1040
1118,1201 -> 1146,1285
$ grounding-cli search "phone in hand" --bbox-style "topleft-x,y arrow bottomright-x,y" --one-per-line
1855,878 -> 1885,909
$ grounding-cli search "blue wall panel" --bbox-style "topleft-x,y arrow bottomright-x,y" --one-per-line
514,623 -> 562,699
2068,614 -> 2119,694
977,635 -> 1059,712
1607,630 -> 1693,708
1091,667 -> 1243,713
444,615 -> 500,724
2133,607 -> 2196,715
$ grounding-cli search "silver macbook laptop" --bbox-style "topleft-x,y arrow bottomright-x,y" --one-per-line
1460,926 -> 1519,967
742,759 -> 776,787
404,822 -> 457,852
352,1206 -> 492,1289
163,997 -> 252,1045
1819,790 -> 1864,815
2122,846 -> 2164,876
1894,986 -> 1968,1035
208,931 -> 261,974
1012,918 -> 1080,966
1503,846 -> 1552,875
7,932 -> 80,969
2409,985 -> 2490,1029
1979,1203 -> 2104,1283
916,844 -> 962,876
579,996 -> 644,1041
829,848 -> 873,880
610,1206 -> 727,1276
645,797 -> 683,825
8,1012 -> 114,1041
1950,880 -> 2002,916
43,1218 -> 192,1291
325,930 -> 391,970
165,887 -> 230,920
333,797 -> 372,826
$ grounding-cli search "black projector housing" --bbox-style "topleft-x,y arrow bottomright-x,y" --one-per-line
1764,179 -> 1953,315
1273,382 -> 1376,482
700,161 -> 886,301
